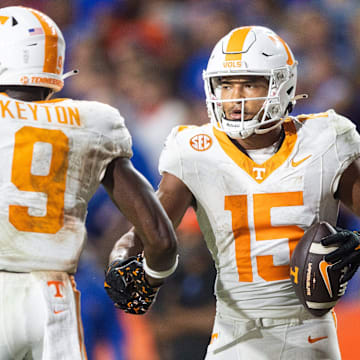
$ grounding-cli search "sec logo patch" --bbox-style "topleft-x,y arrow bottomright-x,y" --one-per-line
190,134 -> 212,151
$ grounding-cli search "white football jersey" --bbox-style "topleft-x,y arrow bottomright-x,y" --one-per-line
0,93 -> 132,273
159,110 -> 360,318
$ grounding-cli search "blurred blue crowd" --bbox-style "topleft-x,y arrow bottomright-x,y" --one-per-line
3,0 -> 360,359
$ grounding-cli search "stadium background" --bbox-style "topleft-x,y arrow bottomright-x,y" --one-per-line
2,0 -> 360,358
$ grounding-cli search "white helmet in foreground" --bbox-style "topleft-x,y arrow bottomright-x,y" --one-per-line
0,6 -> 76,94
203,26 -> 301,139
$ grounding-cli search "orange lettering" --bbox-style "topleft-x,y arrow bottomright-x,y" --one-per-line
0,100 -> 14,118
223,60 -> 243,68
9,127 -> 69,234
42,106 -> 52,122
225,195 -> 252,282
27,103 -> 38,121
68,107 -> 80,126
15,101 -> 27,120
30,77 -> 62,87
55,106 -> 67,124
47,280 -> 65,298
253,192 -> 304,281
225,191 -> 304,282
190,134 -> 212,151
290,266 -> 299,284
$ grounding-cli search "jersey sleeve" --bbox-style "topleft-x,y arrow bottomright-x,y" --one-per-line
84,102 -> 133,182
80,100 -> 133,159
102,104 -> 133,159
329,110 -> 360,193
158,126 -> 184,180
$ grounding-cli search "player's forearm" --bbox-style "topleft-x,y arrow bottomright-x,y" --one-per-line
103,158 -> 176,263
141,220 -> 178,272
109,224 -> 178,273
109,228 -> 177,287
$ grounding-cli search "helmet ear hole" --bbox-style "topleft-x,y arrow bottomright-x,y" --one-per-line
286,102 -> 293,115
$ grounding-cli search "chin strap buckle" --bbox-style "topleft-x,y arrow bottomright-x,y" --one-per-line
292,94 -> 309,102
62,69 -> 79,80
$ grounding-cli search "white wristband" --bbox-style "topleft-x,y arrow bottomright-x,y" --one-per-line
143,255 -> 179,279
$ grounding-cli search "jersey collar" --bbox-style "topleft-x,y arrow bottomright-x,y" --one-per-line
213,120 -> 297,183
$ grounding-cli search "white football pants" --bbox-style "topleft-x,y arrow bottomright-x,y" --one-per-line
205,311 -> 341,360
0,271 -> 86,360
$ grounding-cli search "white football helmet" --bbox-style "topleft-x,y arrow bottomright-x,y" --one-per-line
203,26 -> 300,139
0,6 -> 75,93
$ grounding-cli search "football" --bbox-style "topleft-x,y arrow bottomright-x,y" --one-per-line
290,221 -> 347,317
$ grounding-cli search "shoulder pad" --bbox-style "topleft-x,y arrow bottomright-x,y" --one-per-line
174,125 -> 198,135
296,111 -> 329,123
327,109 -> 356,136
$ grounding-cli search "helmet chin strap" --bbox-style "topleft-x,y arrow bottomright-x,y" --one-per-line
229,118 -> 259,139
238,127 -> 255,139
234,102 -> 266,139
218,92 -> 309,140
254,94 -> 308,135
292,94 -> 308,102
254,118 -> 284,135
62,69 -> 79,80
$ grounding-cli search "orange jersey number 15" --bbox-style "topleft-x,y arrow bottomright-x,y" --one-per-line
9,126 -> 69,234
225,191 -> 304,282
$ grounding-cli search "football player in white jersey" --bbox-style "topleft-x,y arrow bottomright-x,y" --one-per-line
0,6 -> 178,360
109,25 -> 360,359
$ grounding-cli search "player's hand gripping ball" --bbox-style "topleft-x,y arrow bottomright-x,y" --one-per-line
321,227 -> 360,283
290,222 -> 349,317
104,254 -> 159,315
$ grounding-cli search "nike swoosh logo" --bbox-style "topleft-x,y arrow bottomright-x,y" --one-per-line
308,335 -> 328,344
54,310 -> 64,314
319,260 -> 333,297
291,155 -> 312,167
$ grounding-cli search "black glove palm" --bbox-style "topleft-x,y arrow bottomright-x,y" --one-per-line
321,228 -> 360,283
104,254 -> 159,315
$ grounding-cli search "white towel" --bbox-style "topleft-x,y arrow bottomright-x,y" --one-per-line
31,271 -> 86,360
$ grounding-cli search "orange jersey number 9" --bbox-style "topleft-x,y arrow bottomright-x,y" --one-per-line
9,126 -> 69,234
225,191 -> 304,282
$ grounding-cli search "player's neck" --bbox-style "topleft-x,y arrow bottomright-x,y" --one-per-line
0,87 -> 51,102
5,90 -> 46,102
235,126 -> 283,150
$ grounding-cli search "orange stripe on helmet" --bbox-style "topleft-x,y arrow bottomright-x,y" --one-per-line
0,16 -> 9,25
269,35 -> 294,65
29,9 -> 58,74
225,27 -> 252,61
